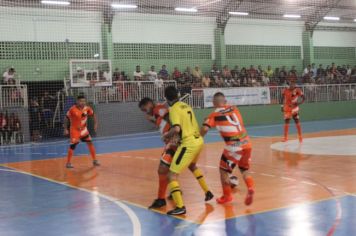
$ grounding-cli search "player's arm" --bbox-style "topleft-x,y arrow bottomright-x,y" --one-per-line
163,125 -> 180,142
298,91 -> 305,105
200,124 -> 210,137
63,115 -> 70,136
201,114 -> 215,137
92,113 -> 98,132
162,109 -> 181,141
280,90 -> 285,112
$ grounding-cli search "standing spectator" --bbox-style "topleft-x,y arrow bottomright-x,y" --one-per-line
240,67 -> 248,86
29,98 -> 42,141
2,67 -> 16,84
247,65 -> 257,81
317,64 -> 326,83
41,91 -> 55,129
8,113 -> 22,144
0,112 -> 8,144
201,73 -> 211,88
215,75 -> 224,87
261,72 -> 270,86
158,65 -> 169,80
289,66 -> 298,77
133,65 -> 145,81
222,65 -> 232,79
311,63 -> 317,79
346,65 -> 352,79
265,65 -> 274,79
303,65 -> 312,82
172,67 -> 183,83
192,65 -> 203,81
147,66 -> 158,81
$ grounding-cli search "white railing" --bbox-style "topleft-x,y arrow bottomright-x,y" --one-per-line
191,84 -> 356,108
68,80 -> 177,104
0,85 -> 28,108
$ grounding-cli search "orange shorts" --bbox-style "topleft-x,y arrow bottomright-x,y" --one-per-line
220,144 -> 252,173
70,128 -> 91,144
284,106 -> 300,120
160,142 -> 177,166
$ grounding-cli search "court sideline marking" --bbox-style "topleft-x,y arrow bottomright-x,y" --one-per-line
0,167 -> 142,236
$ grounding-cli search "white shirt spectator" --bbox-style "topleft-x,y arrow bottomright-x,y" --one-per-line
147,70 -> 158,81
303,67 -> 310,76
133,71 -> 145,79
154,77 -> 164,88
3,70 -> 15,83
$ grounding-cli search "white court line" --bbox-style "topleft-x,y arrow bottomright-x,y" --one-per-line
281,177 -> 296,181
260,173 -> 275,177
301,181 -> 317,186
0,168 -> 142,236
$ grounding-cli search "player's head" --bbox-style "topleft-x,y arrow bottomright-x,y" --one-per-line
164,86 -> 179,105
213,92 -> 227,107
76,95 -> 86,108
138,97 -> 154,114
288,77 -> 297,88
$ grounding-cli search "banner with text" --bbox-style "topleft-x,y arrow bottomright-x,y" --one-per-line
203,87 -> 271,107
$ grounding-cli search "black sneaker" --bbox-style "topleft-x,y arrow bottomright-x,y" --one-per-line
148,199 -> 166,209
93,160 -> 100,166
167,206 -> 186,215
66,163 -> 74,169
205,191 -> 214,201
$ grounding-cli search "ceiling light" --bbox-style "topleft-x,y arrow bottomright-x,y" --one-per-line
111,3 -> 138,9
323,16 -> 340,21
175,7 -> 198,13
283,14 -> 301,18
354,19 -> 356,22
41,1 -> 70,5
229,12 -> 249,16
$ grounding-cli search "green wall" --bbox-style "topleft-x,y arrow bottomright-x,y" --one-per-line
314,46 -> 356,66
194,101 -> 356,126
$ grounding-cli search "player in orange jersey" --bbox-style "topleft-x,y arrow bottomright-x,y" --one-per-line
139,97 -> 178,209
64,95 -> 100,168
281,77 -> 305,143
200,92 -> 255,205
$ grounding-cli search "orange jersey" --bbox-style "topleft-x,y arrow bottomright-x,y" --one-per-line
204,105 -> 250,146
283,87 -> 303,112
66,105 -> 94,135
153,103 -> 170,134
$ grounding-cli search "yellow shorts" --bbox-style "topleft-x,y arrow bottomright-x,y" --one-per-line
169,137 -> 204,174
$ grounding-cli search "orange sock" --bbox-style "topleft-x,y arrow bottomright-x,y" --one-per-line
67,148 -> 74,164
296,123 -> 302,139
158,174 -> 168,199
284,123 -> 289,140
223,185 -> 232,198
87,143 -> 96,160
244,176 -> 255,191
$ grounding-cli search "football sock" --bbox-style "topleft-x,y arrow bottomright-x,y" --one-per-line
168,181 -> 184,208
284,123 -> 289,140
87,142 -> 96,160
158,174 -> 168,199
193,169 -> 209,193
66,148 -> 73,164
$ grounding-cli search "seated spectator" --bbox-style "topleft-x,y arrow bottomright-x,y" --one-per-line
247,65 -> 257,80
289,66 -> 298,77
154,76 -> 164,88
2,67 -> 16,84
201,73 -> 211,88
257,65 -> 263,77
0,112 -> 8,144
265,65 -> 274,79
261,72 -> 270,86
8,113 -> 23,144
158,65 -> 169,80
211,64 -> 220,79
240,67 -> 248,86
192,65 -> 203,81
172,67 -> 183,83
231,65 -> 240,79
113,68 -> 122,81
147,66 -> 158,81
303,65 -> 312,82
346,65 -> 352,79
133,65 -> 145,81
222,65 -> 232,79
316,64 -> 326,83
215,76 -> 224,87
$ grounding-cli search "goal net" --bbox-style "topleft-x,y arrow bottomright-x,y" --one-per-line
0,0 -> 355,144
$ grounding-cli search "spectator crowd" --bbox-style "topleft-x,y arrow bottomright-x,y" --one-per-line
112,63 -> 356,89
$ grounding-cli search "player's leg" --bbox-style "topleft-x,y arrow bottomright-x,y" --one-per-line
283,114 -> 291,142
66,142 -> 78,168
238,148 -> 255,206
148,149 -> 173,209
81,135 -> 100,166
293,114 -> 303,143
216,152 -> 236,204
188,162 -> 214,201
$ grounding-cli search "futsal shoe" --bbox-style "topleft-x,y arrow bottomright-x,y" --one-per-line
93,160 -> 100,166
148,199 -> 166,209
167,206 -> 186,216
216,195 -> 233,204
244,189 -> 254,206
66,163 -> 74,169
205,191 -> 214,201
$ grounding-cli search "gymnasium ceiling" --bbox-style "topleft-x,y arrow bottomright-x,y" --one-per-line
1,0 -> 356,24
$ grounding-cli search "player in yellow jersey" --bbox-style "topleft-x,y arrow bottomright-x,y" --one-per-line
162,86 -> 214,215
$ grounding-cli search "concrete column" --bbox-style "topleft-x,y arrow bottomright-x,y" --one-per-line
101,23 -> 113,60
302,31 -> 314,67
214,27 -> 226,68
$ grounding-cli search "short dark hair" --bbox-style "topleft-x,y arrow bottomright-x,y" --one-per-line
213,92 -> 225,98
77,95 -> 86,100
138,97 -> 153,108
164,86 -> 178,101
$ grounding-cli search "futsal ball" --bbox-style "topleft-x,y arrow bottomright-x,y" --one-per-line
230,175 -> 239,188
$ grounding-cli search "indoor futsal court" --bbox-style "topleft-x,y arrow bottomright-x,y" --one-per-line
0,0 -> 356,236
